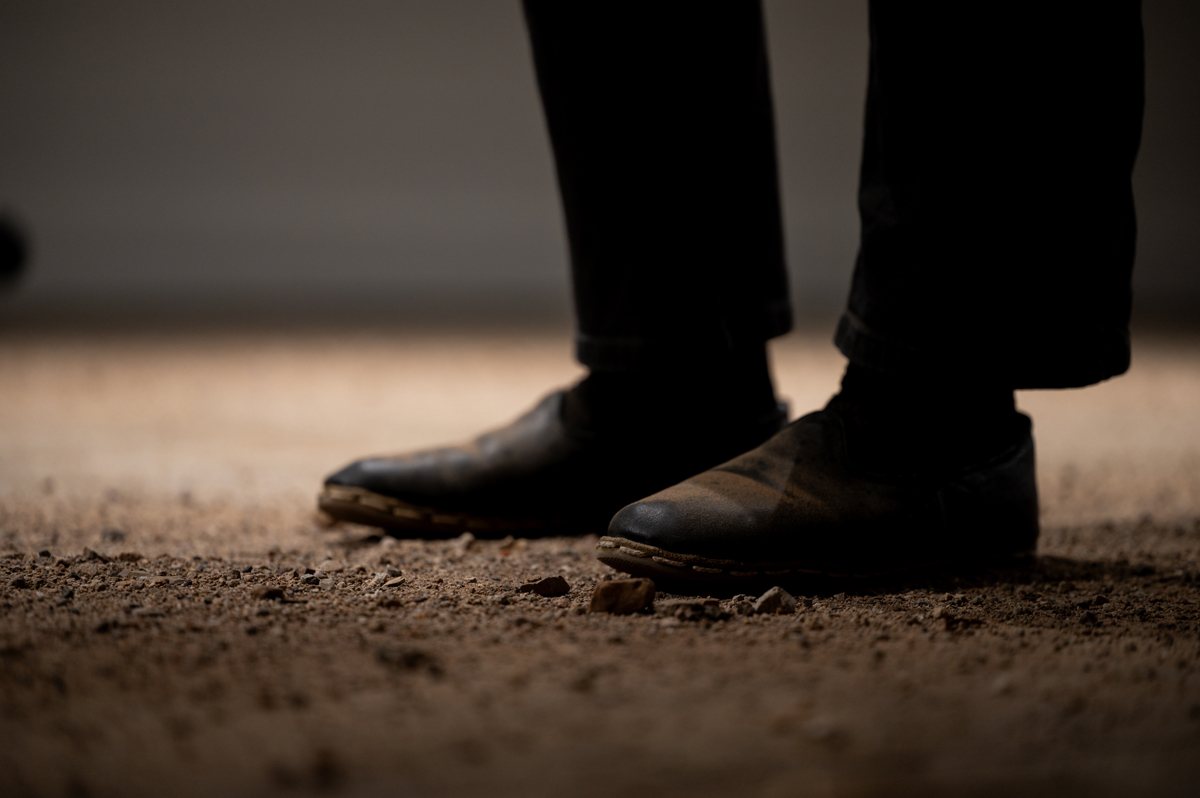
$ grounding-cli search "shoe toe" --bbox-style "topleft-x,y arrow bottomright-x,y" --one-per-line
324,460 -> 367,488
609,474 -> 765,557
607,498 -> 676,545
323,456 -> 431,495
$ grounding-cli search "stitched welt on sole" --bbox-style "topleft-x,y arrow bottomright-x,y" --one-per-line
596,535 -> 1037,587
317,486 -> 575,539
596,536 -> 827,578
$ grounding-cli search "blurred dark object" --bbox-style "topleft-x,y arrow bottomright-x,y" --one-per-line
0,214 -> 29,289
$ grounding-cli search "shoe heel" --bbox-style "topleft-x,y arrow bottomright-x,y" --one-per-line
937,433 -> 1040,557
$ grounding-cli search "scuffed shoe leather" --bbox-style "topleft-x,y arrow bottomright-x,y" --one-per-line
319,389 -> 788,538
599,403 -> 1039,584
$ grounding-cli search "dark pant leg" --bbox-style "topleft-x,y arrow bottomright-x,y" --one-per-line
522,1 -> 791,371
836,1 -> 1145,389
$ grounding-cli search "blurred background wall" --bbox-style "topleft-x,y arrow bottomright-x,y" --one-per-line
0,0 -> 1196,328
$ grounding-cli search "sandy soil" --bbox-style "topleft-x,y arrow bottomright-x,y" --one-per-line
1,329 -> 1198,797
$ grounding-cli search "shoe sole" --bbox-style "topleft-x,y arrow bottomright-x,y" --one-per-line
319,484 -> 574,538
596,535 -> 1032,586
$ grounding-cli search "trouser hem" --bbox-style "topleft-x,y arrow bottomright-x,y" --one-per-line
577,300 -> 793,372
834,310 -> 1132,390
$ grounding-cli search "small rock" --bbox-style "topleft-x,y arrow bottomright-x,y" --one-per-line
38,550 -> 52,558
253,587 -> 286,601
8,576 -> 29,589
300,574 -> 320,586
589,579 -> 656,614
754,586 -> 798,615
728,594 -> 756,615
385,565 -> 403,578
659,598 -> 730,623
82,547 -> 110,563
312,569 -> 328,579
1092,594 -> 1110,606
100,528 -> 126,543
228,570 -> 243,581
517,575 -> 571,597
383,576 -> 406,588
453,532 -> 476,552
1079,610 -> 1099,626
116,552 -> 144,562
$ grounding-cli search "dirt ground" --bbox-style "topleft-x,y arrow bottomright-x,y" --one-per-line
1,328 -> 1198,797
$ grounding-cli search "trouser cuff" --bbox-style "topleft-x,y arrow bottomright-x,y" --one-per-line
576,300 -> 793,372
834,310 -> 1131,389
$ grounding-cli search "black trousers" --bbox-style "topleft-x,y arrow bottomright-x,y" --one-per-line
523,1 -> 1144,390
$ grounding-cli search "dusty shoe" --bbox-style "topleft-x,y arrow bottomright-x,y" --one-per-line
598,402 -> 1038,586
319,388 -> 788,538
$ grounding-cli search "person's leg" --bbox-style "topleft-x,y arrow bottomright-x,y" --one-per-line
523,0 -> 791,372
319,1 -> 794,536
837,1 -> 1143,389
602,1 -> 1144,585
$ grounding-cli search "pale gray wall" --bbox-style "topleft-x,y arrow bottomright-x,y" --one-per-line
0,1 -> 1195,326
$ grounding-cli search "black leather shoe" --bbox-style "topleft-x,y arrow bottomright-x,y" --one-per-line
319,389 -> 788,538
598,403 -> 1039,585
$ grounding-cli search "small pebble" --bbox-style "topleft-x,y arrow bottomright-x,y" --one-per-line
728,595 -> 756,616
82,547 -> 109,562
659,598 -> 730,623
589,579 -> 656,614
754,586 -> 798,615
517,576 -> 571,597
